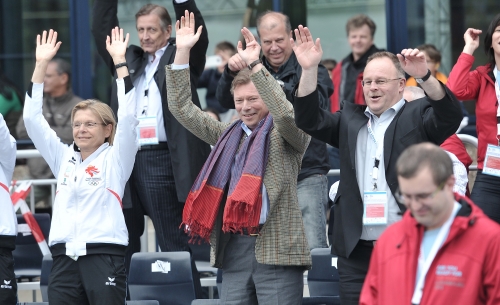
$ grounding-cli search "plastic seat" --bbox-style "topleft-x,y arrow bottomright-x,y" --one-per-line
13,213 -> 51,280
128,252 -> 196,305
307,248 -> 340,297
302,296 -> 341,305
40,254 -> 53,302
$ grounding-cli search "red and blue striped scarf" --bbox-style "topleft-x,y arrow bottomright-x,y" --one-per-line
182,115 -> 273,241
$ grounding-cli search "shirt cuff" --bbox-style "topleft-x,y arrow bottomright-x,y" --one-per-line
171,63 -> 189,70
174,0 -> 188,3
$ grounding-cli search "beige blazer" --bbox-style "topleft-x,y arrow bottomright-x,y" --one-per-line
166,66 -> 311,268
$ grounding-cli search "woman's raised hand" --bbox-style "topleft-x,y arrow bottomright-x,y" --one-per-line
36,30 -> 61,63
106,27 -> 129,64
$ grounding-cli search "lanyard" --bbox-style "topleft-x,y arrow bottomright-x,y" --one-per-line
411,202 -> 460,304
494,67 -> 500,144
141,68 -> 157,116
367,116 -> 384,190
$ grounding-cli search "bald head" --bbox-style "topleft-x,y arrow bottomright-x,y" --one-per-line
403,86 -> 426,102
255,11 -> 293,72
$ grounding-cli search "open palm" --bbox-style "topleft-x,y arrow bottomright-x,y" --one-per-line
106,27 -> 129,59
292,25 -> 322,70
36,29 -> 61,62
175,10 -> 202,50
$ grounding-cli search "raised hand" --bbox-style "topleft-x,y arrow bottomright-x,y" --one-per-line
106,27 -> 129,63
228,53 -> 247,72
397,49 -> 428,78
237,27 -> 261,65
292,25 -> 322,71
175,10 -> 203,51
36,30 -> 62,63
463,28 -> 482,55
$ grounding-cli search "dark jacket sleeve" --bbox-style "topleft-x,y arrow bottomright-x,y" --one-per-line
422,84 -> 463,144
293,89 -> 342,147
316,64 -> 334,110
91,0 -> 119,76
197,68 -> 212,89
215,65 -> 236,109
173,0 -> 208,85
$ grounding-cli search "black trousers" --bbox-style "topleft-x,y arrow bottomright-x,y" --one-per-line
0,248 -> 16,305
123,148 -> 202,298
337,240 -> 374,305
470,171 -> 500,224
48,254 -> 126,305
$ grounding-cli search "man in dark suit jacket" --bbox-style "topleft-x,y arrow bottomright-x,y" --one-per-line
91,0 -> 211,295
294,49 -> 463,305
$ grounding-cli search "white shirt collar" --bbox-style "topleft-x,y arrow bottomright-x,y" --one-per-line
364,98 -> 405,118
148,44 -> 169,62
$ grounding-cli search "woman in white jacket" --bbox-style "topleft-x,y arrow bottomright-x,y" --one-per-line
0,113 -> 18,304
23,28 -> 138,305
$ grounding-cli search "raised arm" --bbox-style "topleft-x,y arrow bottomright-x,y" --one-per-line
24,30 -> 67,176
0,114 -> 16,182
168,11 -> 227,145
446,28 -> 483,100
106,27 -> 139,179
292,25 -> 322,98
173,0 -> 208,83
91,0 -> 120,75
397,48 -> 445,100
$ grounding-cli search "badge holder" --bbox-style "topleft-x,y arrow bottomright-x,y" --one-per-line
137,116 -> 159,146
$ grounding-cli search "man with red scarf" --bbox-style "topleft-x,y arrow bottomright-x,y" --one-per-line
164,11 -> 321,304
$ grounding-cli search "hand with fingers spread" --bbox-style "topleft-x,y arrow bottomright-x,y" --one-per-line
32,29 -> 62,84
237,27 -> 261,66
291,25 -> 322,71
106,26 -> 129,64
463,28 -> 482,55
397,49 -> 428,78
173,10 -> 203,65
175,10 -> 203,51
36,29 -> 62,64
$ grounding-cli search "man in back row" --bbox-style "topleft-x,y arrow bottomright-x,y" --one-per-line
361,143 -> 500,305
293,49 -> 463,304
216,10 -> 333,250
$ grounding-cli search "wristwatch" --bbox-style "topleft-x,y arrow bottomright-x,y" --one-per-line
415,69 -> 431,84
247,59 -> 262,70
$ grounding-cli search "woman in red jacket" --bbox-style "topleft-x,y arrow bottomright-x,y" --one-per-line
447,14 -> 500,223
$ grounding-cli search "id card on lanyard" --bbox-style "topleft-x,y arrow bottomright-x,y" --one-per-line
363,116 -> 388,225
137,66 -> 159,146
483,67 -> 500,176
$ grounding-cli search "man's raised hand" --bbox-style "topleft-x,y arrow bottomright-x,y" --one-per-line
36,30 -> 62,63
237,27 -> 261,66
397,49 -> 428,79
175,10 -> 203,51
292,25 -> 322,71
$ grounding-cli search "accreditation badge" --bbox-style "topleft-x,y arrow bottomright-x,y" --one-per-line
483,144 -> 500,177
137,116 -> 159,146
363,191 -> 388,225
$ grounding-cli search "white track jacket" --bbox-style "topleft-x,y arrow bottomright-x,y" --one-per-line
23,78 -> 138,257
0,113 -> 17,250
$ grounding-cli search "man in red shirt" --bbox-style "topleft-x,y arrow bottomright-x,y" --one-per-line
360,143 -> 500,305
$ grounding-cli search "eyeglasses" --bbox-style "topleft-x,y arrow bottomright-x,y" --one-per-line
72,122 -> 107,129
361,78 -> 401,87
395,181 -> 446,205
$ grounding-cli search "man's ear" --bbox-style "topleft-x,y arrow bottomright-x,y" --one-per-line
60,73 -> 69,87
165,24 -> 173,38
